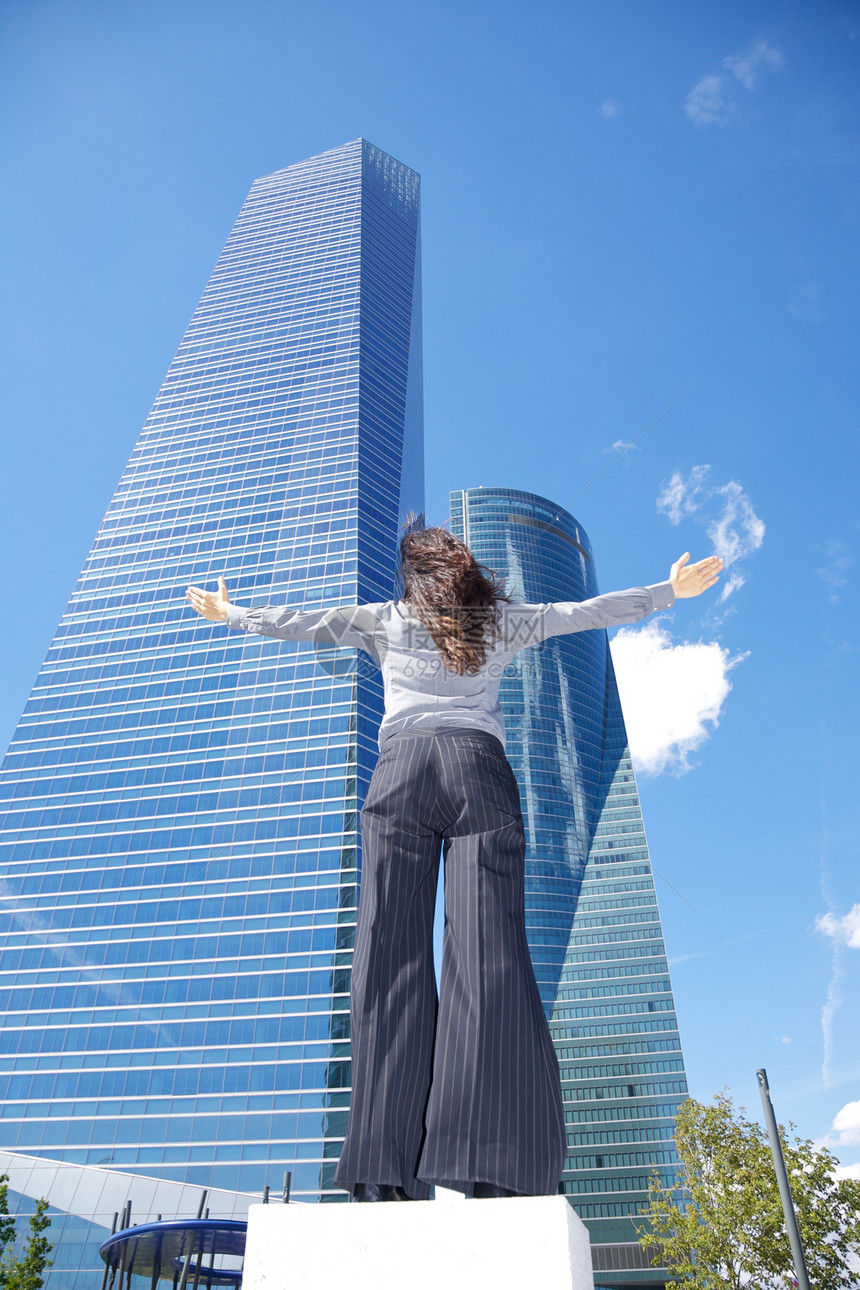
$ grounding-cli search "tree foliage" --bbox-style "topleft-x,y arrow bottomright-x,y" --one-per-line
0,1178 -> 53,1290
637,1090 -> 860,1290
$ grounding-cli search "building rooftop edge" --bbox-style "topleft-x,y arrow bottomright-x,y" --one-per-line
258,138 -> 418,184
452,485 -> 583,532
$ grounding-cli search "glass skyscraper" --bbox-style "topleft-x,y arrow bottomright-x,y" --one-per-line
0,138 -> 686,1290
450,487 -> 687,1289
0,139 -> 422,1283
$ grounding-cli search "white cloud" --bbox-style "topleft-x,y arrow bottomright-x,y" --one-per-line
822,1101 -> 860,1156
724,40 -> 783,89
610,621 -> 745,776
833,1162 -> 860,1181
599,100 -> 620,119
685,39 -> 783,127
817,905 -> 860,950
657,465 -> 765,602
685,74 -> 738,128
833,1101 -> 860,1144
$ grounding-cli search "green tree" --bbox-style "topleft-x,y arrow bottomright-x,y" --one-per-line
637,1090 -> 860,1290
0,1178 -> 53,1290
0,1180 -> 16,1269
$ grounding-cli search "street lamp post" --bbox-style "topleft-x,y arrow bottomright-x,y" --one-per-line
756,1068 -> 811,1290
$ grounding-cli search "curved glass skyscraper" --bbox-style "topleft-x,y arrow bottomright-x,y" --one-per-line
0,139 -> 422,1284
450,487 -> 688,1289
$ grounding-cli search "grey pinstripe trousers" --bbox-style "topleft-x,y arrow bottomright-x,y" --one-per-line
333,728 -> 566,1199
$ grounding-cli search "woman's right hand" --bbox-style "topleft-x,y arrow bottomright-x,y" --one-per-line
186,577 -> 231,622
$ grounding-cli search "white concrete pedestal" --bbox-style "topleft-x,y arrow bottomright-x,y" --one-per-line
242,1192 -> 594,1290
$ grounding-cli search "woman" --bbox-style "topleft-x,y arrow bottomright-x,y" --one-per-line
187,530 -> 721,1202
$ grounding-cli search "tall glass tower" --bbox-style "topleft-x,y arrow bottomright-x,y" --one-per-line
451,487 -> 687,1290
0,139 -> 422,1281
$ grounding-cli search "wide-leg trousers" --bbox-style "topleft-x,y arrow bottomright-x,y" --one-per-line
333,727 -> 566,1199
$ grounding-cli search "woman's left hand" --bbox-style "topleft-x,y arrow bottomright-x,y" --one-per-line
669,553 -> 723,599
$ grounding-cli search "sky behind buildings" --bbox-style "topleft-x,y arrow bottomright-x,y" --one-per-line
2,0 -> 859,1175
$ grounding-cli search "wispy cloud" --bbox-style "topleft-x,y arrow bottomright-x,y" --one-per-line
685,39 -> 783,128
685,75 -> 739,128
708,479 -> 766,565
723,40 -> 783,90
815,539 -> 854,604
610,621 -> 746,776
815,779 -> 848,1090
599,100 -> 620,119
657,465 -> 765,604
815,895 -> 858,1090
790,281 -> 824,324
657,463 -> 710,524
819,952 -> 844,1088
717,571 -> 746,602
603,438 -> 639,460
0,879 -> 180,1045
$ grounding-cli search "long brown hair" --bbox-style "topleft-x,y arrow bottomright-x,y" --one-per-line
399,527 -> 509,675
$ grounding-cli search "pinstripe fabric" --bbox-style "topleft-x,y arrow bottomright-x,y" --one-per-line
333,728 -> 566,1199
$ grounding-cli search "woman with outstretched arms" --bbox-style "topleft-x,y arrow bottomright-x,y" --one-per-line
187,530 -> 720,1201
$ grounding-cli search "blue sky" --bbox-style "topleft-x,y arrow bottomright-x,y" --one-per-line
2,0 -> 859,1170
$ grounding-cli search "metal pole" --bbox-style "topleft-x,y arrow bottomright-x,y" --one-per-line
756,1069 -> 811,1290
100,1216 -> 118,1290
150,1232 -> 163,1290
124,1236 -> 139,1290
176,1234 -> 197,1290
177,1198 -> 208,1290
190,1242 -> 204,1290
115,1242 -> 126,1290
116,1224 -> 130,1290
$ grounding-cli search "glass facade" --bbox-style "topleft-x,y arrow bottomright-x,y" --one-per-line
0,139 -> 423,1283
450,487 -> 687,1288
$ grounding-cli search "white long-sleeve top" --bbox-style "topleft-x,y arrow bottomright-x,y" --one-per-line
226,581 -> 675,749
